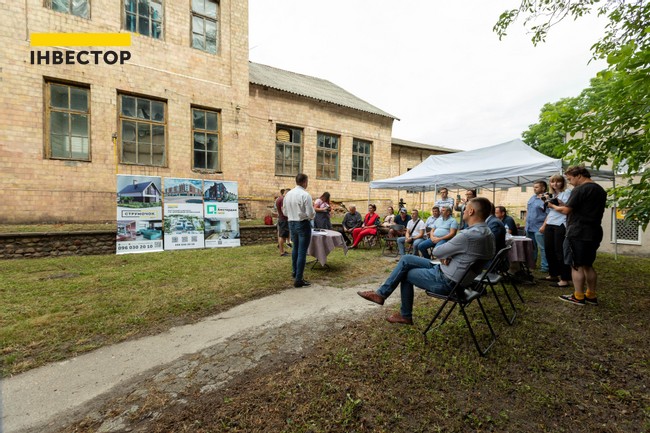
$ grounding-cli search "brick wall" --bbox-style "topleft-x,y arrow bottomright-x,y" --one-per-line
246,85 -> 395,217
0,0 -> 249,224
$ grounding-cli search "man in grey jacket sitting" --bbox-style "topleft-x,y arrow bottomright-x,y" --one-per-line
357,197 -> 496,325
339,205 -> 363,245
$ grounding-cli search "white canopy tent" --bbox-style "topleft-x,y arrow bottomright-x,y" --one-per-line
369,138 -> 618,256
370,139 -> 563,191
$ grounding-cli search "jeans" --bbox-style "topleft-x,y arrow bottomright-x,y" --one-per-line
527,230 -> 548,271
376,255 -> 455,318
397,237 -> 424,255
417,238 -> 447,259
289,220 -> 312,282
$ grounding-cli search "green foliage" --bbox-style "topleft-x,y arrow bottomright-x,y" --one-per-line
522,98 -> 578,158
497,0 -> 650,228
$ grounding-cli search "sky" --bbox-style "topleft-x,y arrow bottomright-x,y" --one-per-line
248,0 -> 608,151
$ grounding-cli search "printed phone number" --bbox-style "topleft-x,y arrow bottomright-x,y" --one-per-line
117,244 -> 158,251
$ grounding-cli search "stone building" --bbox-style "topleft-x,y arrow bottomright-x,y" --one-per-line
0,0 -> 456,224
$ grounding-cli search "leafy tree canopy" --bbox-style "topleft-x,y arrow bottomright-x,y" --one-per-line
495,0 -> 650,228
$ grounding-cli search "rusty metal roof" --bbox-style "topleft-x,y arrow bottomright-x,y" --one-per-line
249,62 -> 398,120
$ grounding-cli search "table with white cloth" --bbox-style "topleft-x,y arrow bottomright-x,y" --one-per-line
507,236 -> 535,269
308,229 -> 348,267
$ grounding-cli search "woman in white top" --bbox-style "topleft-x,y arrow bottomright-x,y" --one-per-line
540,174 -> 572,287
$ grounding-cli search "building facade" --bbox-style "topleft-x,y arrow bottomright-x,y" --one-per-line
1,0 -> 249,223
1,0 -> 458,224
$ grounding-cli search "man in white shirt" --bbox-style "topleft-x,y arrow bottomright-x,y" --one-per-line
396,209 -> 426,257
282,173 -> 315,287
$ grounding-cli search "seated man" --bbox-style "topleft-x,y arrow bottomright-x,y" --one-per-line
486,203 -> 506,253
388,207 -> 411,238
424,206 -> 441,232
418,205 -> 458,259
357,197 -> 496,325
339,205 -> 363,245
495,205 -> 517,235
397,209 -> 426,256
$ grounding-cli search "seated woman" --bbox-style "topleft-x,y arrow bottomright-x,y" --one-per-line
388,208 -> 411,238
350,204 -> 380,248
313,192 -> 333,230
378,206 -> 396,235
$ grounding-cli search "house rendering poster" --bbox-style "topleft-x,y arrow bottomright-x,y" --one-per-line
116,175 -> 164,254
204,181 -> 240,248
163,178 -> 205,250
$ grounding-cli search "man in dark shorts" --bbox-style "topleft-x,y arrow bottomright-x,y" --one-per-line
547,165 -> 607,305
275,188 -> 290,256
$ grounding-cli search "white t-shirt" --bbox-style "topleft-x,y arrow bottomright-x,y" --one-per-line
406,218 -> 426,238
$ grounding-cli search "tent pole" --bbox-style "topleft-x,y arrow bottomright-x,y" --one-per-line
492,182 -> 496,204
613,174 -> 617,260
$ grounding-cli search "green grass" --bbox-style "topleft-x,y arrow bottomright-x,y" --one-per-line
0,243 -> 381,376
113,253 -> 650,433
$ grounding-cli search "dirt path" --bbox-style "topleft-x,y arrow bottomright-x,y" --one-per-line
2,273 -> 395,433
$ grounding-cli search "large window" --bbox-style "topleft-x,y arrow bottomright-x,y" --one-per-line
119,94 -> 166,166
192,107 -> 220,171
275,126 -> 302,176
124,0 -> 163,39
45,0 -> 90,18
191,0 -> 218,54
317,132 -> 339,180
46,82 -> 90,161
352,138 -> 372,182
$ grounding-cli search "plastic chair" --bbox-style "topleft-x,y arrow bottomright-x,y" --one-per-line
422,259 -> 497,356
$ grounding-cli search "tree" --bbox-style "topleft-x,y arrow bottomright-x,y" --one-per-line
495,0 -> 650,228
522,98 -> 578,159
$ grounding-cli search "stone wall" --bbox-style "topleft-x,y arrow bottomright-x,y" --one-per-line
0,225 -> 348,259
0,232 -> 116,259
0,225 -> 283,259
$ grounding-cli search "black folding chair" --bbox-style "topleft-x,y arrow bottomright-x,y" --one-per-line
473,245 -> 519,325
422,260 -> 497,356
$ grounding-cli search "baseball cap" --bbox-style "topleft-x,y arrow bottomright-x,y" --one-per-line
399,207 -> 407,212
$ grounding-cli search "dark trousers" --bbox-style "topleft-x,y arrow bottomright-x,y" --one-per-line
544,224 -> 571,281
289,220 -> 312,282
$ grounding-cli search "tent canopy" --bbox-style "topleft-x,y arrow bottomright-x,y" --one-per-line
370,139 -> 612,192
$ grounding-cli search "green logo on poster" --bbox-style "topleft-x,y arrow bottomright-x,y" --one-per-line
207,204 -> 217,215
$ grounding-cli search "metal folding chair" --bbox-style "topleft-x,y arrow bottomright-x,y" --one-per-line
422,260 -> 497,356
473,245 -> 519,325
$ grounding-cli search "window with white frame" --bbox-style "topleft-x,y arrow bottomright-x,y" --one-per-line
352,138 -> 372,182
119,94 -> 166,166
46,82 -> 90,161
45,0 -> 90,18
275,126 -> 302,176
192,107 -> 220,171
191,0 -> 218,54
612,209 -> 642,244
317,132 -> 339,180
124,0 -> 163,39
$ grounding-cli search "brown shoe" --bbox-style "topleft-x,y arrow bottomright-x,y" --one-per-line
386,312 -> 413,325
357,290 -> 385,305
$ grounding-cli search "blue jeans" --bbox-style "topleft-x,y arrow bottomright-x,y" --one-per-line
527,230 -> 548,272
289,220 -> 312,282
417,238 -> 447,259
397,237 -> 424,255
376,255 -> 455,319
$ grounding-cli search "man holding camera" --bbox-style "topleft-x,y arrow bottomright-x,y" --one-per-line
525,180 -> 550,274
